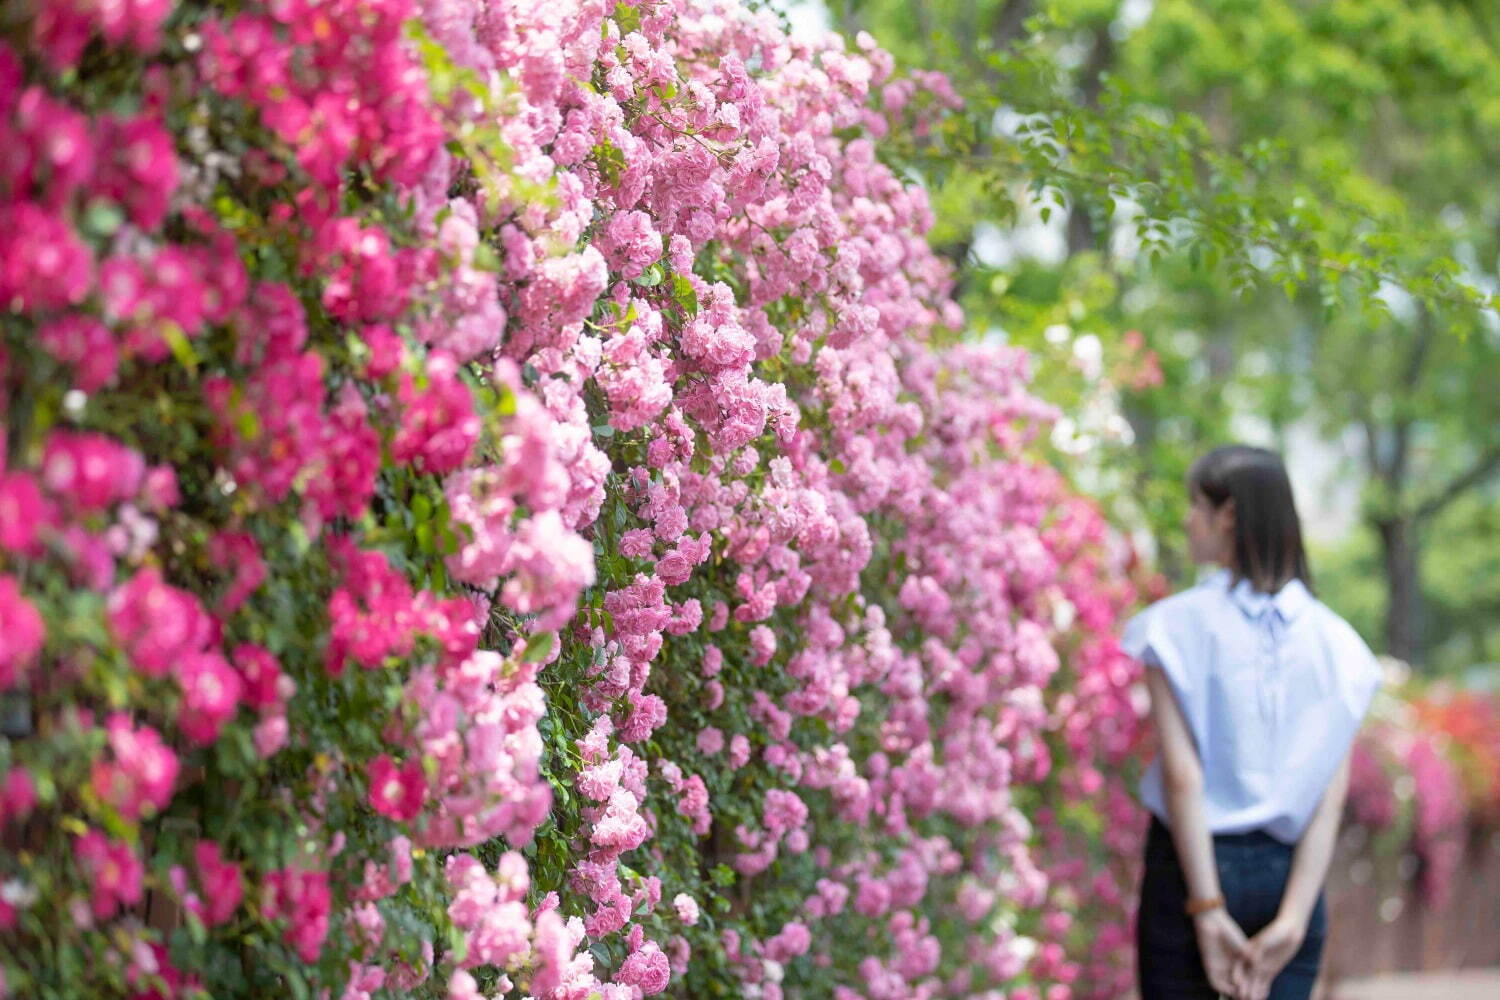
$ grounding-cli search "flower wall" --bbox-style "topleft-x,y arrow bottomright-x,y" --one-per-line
0,2 -> 1152,999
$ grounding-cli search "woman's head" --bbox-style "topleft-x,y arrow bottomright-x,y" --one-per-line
1185,445 -> 1312,594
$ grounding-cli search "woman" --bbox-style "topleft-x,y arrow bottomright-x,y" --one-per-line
1124,445 -> 1382,1000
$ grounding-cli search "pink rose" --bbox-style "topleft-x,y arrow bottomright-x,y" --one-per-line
177,652 -> 243,745
367,754 -> 426,822
0,576 -> 44,688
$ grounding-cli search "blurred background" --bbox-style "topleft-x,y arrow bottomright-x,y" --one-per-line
786,0 -> 1500,678
776,0 -> 1500,995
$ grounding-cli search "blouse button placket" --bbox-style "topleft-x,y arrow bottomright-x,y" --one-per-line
1261,611 -> 1285,738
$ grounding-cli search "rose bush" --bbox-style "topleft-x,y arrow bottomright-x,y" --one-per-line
1345,667 -> 1500,909
0,1 -> 1156,999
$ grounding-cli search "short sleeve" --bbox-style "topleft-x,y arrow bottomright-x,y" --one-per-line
1120,603 -> 1194,699
1329,615 -> 1383,723
1122,599 -> 1211,759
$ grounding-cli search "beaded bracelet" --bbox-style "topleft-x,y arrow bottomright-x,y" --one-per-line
1184,894 -> 1226,916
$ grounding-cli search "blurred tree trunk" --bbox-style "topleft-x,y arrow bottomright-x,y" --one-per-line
1356,307 -> 1500,666
1375,514 -> 1421,664
1359,313 -> 1430,666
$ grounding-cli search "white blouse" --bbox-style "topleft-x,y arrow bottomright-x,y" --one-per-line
1121,568 -> 1382,844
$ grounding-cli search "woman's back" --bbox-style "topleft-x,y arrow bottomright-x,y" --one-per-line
1132,444 -> 1380,1000
1124,568 -> 1383,844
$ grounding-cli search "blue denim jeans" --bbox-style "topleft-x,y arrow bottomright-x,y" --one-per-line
1136,815 -> 1327,999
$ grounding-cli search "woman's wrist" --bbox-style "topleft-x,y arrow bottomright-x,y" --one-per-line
1190,903 -> 1229,932
1271,904 -> 1310,937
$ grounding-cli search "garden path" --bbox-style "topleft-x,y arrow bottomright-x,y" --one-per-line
1326,967 -> 1500,999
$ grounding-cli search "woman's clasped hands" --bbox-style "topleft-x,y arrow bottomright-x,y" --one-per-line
1193,907 -> 1307,1000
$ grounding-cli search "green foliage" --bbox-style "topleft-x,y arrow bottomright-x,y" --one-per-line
836,0 -> 1500,664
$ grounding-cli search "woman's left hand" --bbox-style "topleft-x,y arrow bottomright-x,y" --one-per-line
1192,907 -> 1253,998
1235,913 -> 1309,1000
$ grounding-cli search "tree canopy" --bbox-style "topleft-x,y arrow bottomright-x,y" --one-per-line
828,0 -> 1500,671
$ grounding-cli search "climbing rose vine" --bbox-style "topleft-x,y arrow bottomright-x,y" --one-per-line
0,1 -> 1153,998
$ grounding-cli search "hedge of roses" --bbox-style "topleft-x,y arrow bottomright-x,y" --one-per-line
0,2 -> 1154,999
1346,667 -> 1500,909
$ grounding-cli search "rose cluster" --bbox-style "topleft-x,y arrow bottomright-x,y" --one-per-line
0,1 -> 1160,999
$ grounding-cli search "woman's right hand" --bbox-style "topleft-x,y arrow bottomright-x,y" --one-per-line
1236,913 -> 1308,1000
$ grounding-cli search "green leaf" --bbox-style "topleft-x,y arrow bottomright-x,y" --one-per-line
633,263 -> 665,287
671,273 -> 699,314
473,242 -> 502,272
161,322 -> 198,375
612,1 -> 642,34
412,494 -> 434,523
81,200 -> 125,238
521,630 -> 556,663
591,141 -> 627,186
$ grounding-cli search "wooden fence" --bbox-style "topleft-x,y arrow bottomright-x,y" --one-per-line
1316,823 -> 1500,995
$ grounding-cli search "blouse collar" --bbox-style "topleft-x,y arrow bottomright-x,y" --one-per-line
1210,569 -> 1313,623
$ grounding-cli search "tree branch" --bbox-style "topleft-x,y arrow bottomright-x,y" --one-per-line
1402,307 -> 1437,392
1354,396 -> 1385,482
1414,443 -> 1500,523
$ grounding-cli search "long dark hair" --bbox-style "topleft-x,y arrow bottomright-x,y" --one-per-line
1187,445 -> 1313,595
